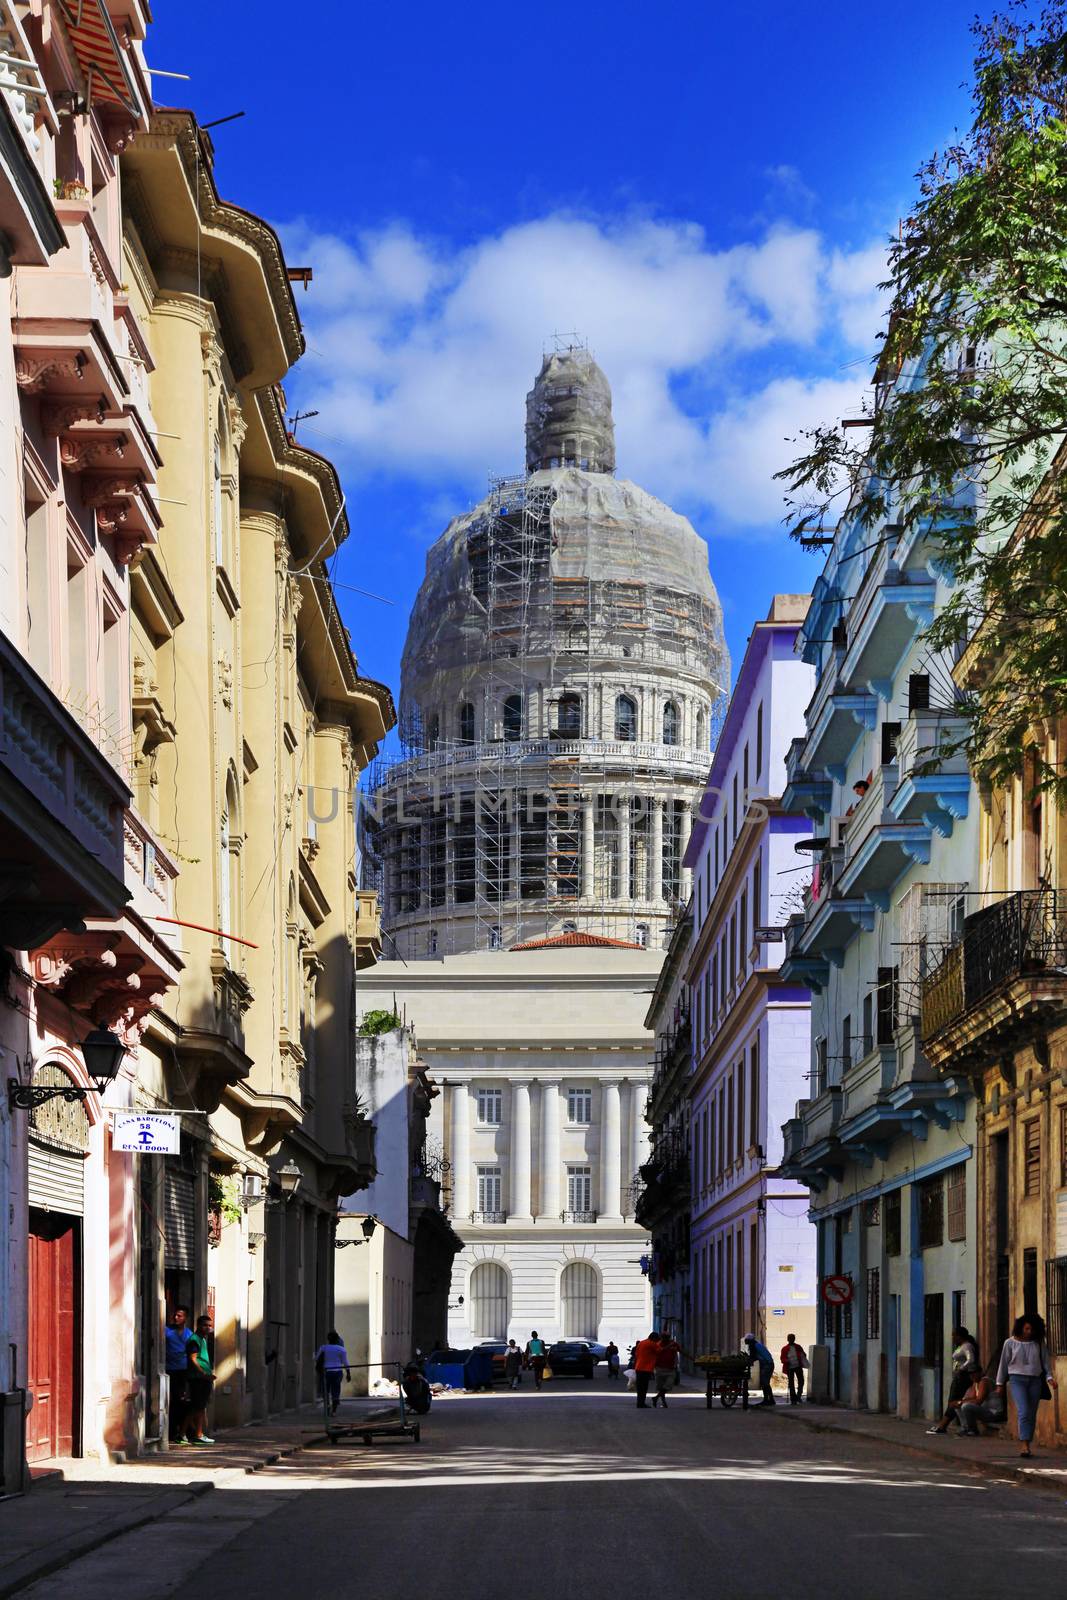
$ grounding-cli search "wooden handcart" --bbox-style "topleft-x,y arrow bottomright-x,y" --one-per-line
695,1354 -> 750,1410
323,1361 -> 423,1446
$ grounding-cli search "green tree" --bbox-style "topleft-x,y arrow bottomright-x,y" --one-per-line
778,4 -> 1067,796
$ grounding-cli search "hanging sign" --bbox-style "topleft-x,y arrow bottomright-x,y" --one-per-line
112,1113 -> 180,1154
754,927 -> 785,944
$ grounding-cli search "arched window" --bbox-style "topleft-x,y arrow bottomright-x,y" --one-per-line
557,693 -> 582,737
470,1261 -> 509,1340
459,702 -> 475,745
489,924 -> 502,950
426,712 -> 440,751
635,922 -> 650,948
615,694 -> 637,742
696,708 -> 707,751
212,433 -> 224,565
562,919 -> 578,934
662,701 -> 679,746
219,769 -> 241,945
560,1260 -> 598,1339
503,694 -> 522,740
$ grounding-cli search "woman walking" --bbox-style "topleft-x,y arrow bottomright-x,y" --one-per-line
929,1326 -> 981,1435
996,1313 -> 1057,1457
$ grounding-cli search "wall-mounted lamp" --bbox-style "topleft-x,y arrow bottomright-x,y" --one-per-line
265,1160 -> 302,1206
333,1214 -> 378,1249
9,1028 -> 126,1112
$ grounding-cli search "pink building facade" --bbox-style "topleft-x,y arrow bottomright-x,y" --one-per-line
0,0 -> 180,1487
684,597 -> 818,1360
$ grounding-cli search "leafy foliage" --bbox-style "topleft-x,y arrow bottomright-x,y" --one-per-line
357,1007 -> 401,1036
778,3 -> 1067,796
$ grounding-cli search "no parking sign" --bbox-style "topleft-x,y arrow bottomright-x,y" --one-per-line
820,1274 -> 853,1306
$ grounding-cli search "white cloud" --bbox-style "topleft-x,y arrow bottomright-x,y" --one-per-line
282,213 -> 887,531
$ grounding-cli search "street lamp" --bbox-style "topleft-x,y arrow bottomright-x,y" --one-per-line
274,1160 -> 302,1200
333,1214 -> 379,1249
8,1027 -> 126,1112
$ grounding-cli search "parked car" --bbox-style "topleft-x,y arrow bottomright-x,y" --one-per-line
475,1340 -> 510,1380
585,1341 -> 608,1363
548,1340 -> 596,1378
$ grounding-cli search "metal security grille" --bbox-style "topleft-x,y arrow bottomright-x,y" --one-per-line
469,1261 -> 508,1340
865,1267 -> 880,1339
947,1164 -> 967,1241
164,1170 -> 196,1271
27,1140 -> 85,1215
1046,1256 -> 1067,1356
561,1260 -> 598,1339
1024,1119 -> 1041,1197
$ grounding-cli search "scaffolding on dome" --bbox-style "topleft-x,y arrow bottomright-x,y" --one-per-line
362,450 -> 728,959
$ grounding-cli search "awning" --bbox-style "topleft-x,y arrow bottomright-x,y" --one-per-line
58,0 -> 140,116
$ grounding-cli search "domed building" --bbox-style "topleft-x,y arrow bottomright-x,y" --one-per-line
355,347 -> 728,1354
366,345 -> 728,957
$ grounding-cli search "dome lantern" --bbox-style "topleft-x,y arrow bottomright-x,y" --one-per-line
525,345 -> 615,475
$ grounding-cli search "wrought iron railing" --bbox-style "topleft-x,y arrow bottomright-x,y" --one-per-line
470,1210 -> 507,1224
560,1210 -> 598,1223
921,890 -> 1067,1040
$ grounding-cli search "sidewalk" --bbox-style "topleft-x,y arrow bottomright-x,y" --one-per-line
0,1411 -> 328,1599
773,1399 -> 1067,1493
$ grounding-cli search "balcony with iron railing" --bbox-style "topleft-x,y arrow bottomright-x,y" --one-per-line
560,1210 -> 598,1224
470,1210 -> 508,1224
921,890 -> 1067,1066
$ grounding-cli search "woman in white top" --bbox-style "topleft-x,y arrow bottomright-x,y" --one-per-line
995,1313 -> 1057,1457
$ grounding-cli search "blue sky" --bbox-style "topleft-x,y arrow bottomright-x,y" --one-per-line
148,0 -> 981,720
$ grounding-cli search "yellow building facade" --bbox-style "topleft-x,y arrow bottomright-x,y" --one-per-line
118,109 -> 393,1433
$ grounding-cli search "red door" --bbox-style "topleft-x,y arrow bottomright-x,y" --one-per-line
27,1213 -> 79,1462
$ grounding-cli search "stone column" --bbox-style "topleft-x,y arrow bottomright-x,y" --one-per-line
679,802 -> 694,900
617,797 -> 631,901
581,797 -> 596,901
538,1078 -> 561,1220
451,1081 -> 471,1219
631,1079 -> 650,1197
510,1080 -> 532,1220
600,1078 -> 623,1221
651,796 -> 664,903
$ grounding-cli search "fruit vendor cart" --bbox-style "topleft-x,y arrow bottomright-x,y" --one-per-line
694,1353 -> 751,1409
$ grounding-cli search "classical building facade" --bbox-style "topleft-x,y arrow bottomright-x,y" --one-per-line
685,598 -> 817,1361
120,108 -> 393,1431
920,634 -> 1067,1444
360,349 -> 727,1349
779,478 -> 980,1418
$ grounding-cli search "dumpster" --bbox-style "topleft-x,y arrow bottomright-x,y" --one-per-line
425,1347 -> 495,1390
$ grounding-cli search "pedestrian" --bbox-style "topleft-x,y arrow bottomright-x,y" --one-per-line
652,1332 -> 682,1408
314,1328 -> 351,1415
780,1334 -> 808,1405
742,1333 -> 776,1406
525,1330 -> 547,1389
165,1304 -> 192,1444
956,1372 -> 1006,1437
402,1363 -> 432,1414
185,1315 -> 216,1446
632,1331 -> 660,1408
505,1338 -> 522,1389
929,1326 -> 981,1435
996,1313 -> 1058,1458
606,1341 -> 621,1380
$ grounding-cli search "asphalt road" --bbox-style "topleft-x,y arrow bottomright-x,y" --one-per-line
24,1377 -> 1067,1600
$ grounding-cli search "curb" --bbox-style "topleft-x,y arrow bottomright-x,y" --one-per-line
0,1431 -> 329,1598
772,1407 -> 1067,1497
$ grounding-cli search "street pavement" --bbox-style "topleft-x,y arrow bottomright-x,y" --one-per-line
9,1377 -> 1067,1599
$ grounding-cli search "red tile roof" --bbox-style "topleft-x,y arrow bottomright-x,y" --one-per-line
510,931 -> 645,951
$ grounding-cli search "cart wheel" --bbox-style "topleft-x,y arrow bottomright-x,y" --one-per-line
720,1383 -> 739,1409
413,1424 -> 421,1443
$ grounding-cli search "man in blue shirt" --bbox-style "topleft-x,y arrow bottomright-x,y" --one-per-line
165,1304 -> 193,1443
743,1333 -> 776,1407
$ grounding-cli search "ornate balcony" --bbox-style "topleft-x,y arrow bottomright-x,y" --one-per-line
922,891 -> 1067,1068
0,627 -> 130,946
837,762 -> 933,910
804,687 -> 878,782
355,889 -> 382,969
560,1210 -> 598,1224
839,566 -> 936,702
779,1087 -> 845,1190
470,1210 -> 508,1224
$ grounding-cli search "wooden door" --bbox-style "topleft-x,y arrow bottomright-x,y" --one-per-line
27,1214 -> 78,1461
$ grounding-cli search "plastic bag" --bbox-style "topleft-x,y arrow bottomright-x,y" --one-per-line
624,1368 -> 637,1388
542,1364 -> 553,1381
